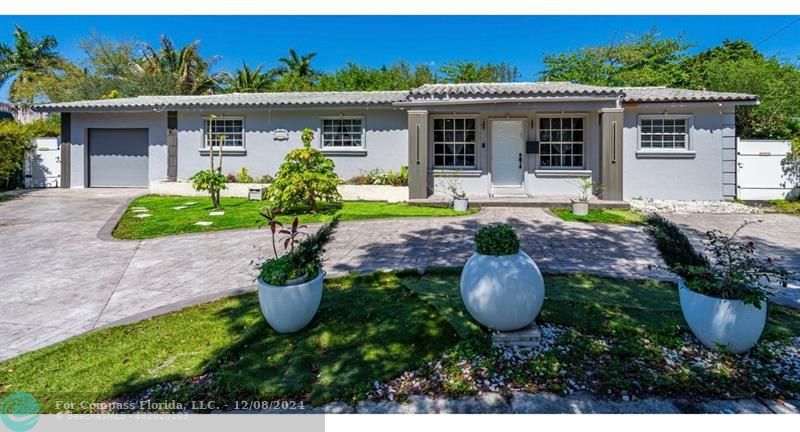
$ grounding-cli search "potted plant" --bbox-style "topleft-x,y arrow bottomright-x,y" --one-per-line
460,224 -> 545,331
256,207 -> 340,333
439,177 -> 469,211
677,221 -> 788,353
571,177 -> 601,216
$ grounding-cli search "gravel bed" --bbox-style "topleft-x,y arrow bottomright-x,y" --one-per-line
630,199 -> 762,215
369,324 -> 800,403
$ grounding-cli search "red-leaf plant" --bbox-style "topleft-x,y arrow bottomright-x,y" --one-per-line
258,205 -> 284,259
279,217 -> 308,253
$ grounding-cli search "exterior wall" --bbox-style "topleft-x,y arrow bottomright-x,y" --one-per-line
622,103 -> 728,201
69,112 -> 167,187
176,108 -> 407,181
424,101 -> 611,197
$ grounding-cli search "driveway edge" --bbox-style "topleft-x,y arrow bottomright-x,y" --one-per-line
97,191 -> 148,241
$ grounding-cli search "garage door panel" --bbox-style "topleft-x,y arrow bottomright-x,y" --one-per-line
89,129 -> 149,187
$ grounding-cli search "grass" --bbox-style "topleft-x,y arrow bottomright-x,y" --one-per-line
0,272 -> 459,412
550,207 -> 644,224
767,199 -> 800,215
403,270 -> 800,399
3,270 -> 799,412
113,195 -> 477,239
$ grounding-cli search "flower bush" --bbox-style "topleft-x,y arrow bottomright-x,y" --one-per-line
474,224 -> 520,256
265,128 -> 341,212
346,166 -> 408,186
679,221 -> 789,306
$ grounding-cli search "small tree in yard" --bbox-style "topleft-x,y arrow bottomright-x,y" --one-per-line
189,114 -> 227,209
266,128 -> 341,212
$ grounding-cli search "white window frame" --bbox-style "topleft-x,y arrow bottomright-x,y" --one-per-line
535,113 -> 588,170
637,115 -> 692,153
319,116 -> 366,151
202,116 -> 245,151
431,114 -> 479,169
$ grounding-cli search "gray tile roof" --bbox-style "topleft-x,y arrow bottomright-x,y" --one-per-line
620,87 -> 757,103
407,82 -> 622,100
33,82 -> 758,112
34,91 -> 409,112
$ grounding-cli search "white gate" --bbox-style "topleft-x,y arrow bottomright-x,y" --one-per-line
736,139 -> 794,200
24,137 -> 61,188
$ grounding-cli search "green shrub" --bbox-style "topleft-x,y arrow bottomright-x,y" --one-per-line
235,167 -> 254,183
189,169 -> 227,208
678,222 -> 788,306
474,224 -> 520,256
346,166 -> 408,186
645,213 -> 708,274
0,118 -> 61,189
266,128 -> 341,211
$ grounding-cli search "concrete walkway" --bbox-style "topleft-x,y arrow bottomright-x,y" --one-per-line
667,213 -> 800,308
308,392 -> 800,414
1,189 -> 672,360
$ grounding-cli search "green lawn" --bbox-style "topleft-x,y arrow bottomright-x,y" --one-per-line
768,199 -> 800,215
550,207 -> 645,224
3,270 -> 798,412
0,272 -> 460,412
113,195 -> 476,239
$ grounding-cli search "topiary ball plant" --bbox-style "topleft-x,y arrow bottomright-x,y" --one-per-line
462,223 -> 544,331
474,224 -> 521,256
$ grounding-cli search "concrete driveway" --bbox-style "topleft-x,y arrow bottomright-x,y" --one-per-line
667,213 -> 800,308
1,189 -> 671,361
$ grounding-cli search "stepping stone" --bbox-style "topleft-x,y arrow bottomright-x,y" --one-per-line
491,322 -> 541,349
183,202 -> 197,206
172,206 -> 188,210
134,213 -> 151,219
194,221 -> 213,226
132,208 -> 149,213
209,211 -> 225,216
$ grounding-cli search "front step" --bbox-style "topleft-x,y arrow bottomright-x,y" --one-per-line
491,186 -> 528,198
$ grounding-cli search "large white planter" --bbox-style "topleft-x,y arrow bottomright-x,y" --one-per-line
454,198 -> 469,212
460,251 -> 545,331
257,270 -> 324,333
571,200 -> 589,216
678,279 -> 767,354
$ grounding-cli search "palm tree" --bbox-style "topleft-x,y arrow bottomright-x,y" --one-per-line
224,62 -> 274,93
0,25 -> 67,104
137,35 -> 224,95
276,49 -> 317,78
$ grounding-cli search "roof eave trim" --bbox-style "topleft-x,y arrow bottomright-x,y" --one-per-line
394,96 -> 621,106
624,98 -> 759,105
33,102 -> 403,113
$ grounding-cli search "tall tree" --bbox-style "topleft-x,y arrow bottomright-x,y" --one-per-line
0,25 -> 67,104
539,30 -> 691,87
224,62 -> 274,92
276,49 -> 317,78
680,40 -> 800,139
316,61 -> 436,91
438,61 -> 520,83
138,35 -> 224,95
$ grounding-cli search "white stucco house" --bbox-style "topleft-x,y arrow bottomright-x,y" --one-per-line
34,82 -> 757,201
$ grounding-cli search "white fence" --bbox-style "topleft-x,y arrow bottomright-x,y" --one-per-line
737,139 -> 796,201
24,137 -> 61,188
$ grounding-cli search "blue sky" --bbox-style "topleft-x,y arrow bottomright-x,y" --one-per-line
1,15 -> 799,101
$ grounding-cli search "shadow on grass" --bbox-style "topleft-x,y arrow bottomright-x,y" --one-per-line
98,272 -> 460,410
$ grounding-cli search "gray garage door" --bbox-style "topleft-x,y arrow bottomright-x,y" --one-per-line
89,129 -> 149,187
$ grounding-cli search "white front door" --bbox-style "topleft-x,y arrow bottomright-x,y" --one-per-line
491,120 -> 524,186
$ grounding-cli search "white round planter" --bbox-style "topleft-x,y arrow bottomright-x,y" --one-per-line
571,201 -> 589,216
454,198 -> 469,212
678,279 -> 766,354
257,270 -> 324,333
460,251 -> 545,331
